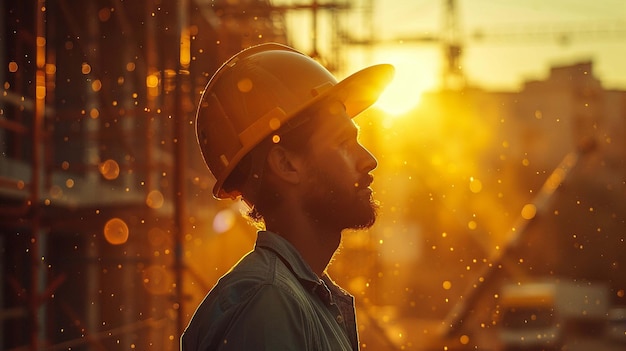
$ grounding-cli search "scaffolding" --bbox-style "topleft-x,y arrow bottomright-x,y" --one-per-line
0,0 -> 291,349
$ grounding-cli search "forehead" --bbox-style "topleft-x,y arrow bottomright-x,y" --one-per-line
310,100 -> 358,136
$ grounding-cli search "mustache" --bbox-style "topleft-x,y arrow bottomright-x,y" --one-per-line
355,174 -> 374,190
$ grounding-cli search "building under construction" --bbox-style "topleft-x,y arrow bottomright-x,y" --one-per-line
1,0 -> 291,349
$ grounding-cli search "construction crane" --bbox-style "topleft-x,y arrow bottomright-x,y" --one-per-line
471,19 -> 626,45
337,0 -> 465,90
342,0 -> 626,91
272,0 -> 351,71
441,0 -> 463,90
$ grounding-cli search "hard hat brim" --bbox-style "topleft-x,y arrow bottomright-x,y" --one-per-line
324,63 -> 395,119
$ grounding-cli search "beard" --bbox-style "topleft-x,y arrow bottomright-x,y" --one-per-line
301,167 -> 379,231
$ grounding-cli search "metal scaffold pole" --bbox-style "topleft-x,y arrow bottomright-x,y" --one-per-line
174,0 -> 190,340
30,1 -> 47,349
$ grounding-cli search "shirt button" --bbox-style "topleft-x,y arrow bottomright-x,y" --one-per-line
336,314 -> 344,324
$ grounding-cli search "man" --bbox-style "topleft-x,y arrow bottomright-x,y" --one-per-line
182,43 -> 394,350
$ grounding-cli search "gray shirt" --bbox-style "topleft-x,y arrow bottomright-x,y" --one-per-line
181,231 -> 359,350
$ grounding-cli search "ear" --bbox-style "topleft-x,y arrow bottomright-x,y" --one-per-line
265,145 -> 303,185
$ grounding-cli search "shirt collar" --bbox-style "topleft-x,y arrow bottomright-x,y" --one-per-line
255,230 -> 321,285
255,231 -> 354,305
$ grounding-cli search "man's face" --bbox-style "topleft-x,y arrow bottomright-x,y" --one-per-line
299,103 -> 379,231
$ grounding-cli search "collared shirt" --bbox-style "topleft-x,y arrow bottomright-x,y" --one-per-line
181,231 -> 359,351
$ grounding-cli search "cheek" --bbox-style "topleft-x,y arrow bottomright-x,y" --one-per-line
306,142 -> 362,186
319,147 -> 354,172
321,152 -> 361,191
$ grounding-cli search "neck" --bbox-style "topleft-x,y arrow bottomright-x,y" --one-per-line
266,215 -> 342,277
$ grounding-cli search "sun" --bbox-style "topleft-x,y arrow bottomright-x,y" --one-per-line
375,71 -> 425,115
371,47 -> 438,116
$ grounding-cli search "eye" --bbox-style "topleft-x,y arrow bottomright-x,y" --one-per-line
333,121 -> 360,147
338,134 -> 356,147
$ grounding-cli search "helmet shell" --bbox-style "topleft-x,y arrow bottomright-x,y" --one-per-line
196,43 -> 394,199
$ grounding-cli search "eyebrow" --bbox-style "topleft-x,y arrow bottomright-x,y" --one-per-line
324,117 -> 359,144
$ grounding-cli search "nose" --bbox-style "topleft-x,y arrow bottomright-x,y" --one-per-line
358,143 -> 378,173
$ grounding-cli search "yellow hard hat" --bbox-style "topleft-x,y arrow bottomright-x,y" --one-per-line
196,42 -> 394,199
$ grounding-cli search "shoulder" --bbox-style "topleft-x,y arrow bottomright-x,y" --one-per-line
183,252 -> 314,350
198,246 -> 306,316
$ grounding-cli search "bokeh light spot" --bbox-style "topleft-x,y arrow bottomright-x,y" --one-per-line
104,218 -> 129,245
142,265 -> 172,295
91,79 -> 102,92
521,203 -> 537,220
469,177 -> 483,193
146,190 -> 165,209
213,208 -> 236,234
81,63 -> 91,74
237,78 -> 253,93
146,74 -> 159,88
468,220 -> 477,230
99,159 -> 120,180
269,117 -> 281,130
98,7 -> 111,22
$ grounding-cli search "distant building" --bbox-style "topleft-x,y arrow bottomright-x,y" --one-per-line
402,61 -> 626,350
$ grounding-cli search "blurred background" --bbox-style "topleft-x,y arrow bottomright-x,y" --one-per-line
1,0 -> 625,350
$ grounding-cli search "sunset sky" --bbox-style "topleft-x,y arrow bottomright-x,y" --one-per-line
276,0 -> 626,114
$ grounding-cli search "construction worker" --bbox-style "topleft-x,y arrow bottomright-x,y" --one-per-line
181,43 -> 394,350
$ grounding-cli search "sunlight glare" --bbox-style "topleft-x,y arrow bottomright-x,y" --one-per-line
373,50 -> 435,116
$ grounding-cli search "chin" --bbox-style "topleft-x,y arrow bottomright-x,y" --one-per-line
347,201 -> 378,230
